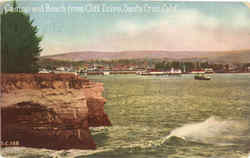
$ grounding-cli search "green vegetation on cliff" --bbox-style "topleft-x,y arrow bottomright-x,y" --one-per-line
1,0 -> 42,73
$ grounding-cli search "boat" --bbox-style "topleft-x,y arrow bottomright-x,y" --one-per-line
194,74 -> 211,80
204,68 -> 214,74
136,71 -> 168,76
168,68 -> 182,76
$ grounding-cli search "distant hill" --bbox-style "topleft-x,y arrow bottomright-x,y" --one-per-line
207,50 -> 250,64
41,50 -> 250,63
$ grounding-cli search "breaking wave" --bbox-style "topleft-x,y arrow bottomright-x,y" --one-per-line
1,117 -> 249,158
163,116 -> 249,146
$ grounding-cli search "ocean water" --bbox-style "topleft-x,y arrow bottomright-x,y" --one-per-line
1,74 -> 250,158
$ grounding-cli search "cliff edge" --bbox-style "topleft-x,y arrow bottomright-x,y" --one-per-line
0,73 -> 111,150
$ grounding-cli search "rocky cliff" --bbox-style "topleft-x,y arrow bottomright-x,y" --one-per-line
0,73 -> 111,150
83,82 -> 111,127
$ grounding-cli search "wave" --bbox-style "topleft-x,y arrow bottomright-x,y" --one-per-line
162,116 -> 249,146
1,117 -> 249,158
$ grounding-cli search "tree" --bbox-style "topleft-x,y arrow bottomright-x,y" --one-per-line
1,0 -> 42,73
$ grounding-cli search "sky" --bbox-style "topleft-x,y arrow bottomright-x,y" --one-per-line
1,0 -> 250,56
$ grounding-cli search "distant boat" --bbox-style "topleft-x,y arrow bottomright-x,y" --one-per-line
192,68 -> 214,74
168,68 -> 182,76
191,70 -> 205,74
103,71 -> 110,75
194,74 -> 211,80
204,68 -> 214,74
137,71 -> 168,76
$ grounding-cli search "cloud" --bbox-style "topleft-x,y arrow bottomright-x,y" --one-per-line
88,8 -> 250,52
115,21 -> 140,35
41,6 -> 250,55
232,12 -> 250,29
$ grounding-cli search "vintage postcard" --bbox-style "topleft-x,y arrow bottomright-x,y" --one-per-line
0,0 -> 250,158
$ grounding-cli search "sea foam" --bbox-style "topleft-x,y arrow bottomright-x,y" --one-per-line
163,116 -> 249,146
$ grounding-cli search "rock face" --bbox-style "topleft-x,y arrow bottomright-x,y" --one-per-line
0,73 -> 111,150
83,82 -> 111,127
